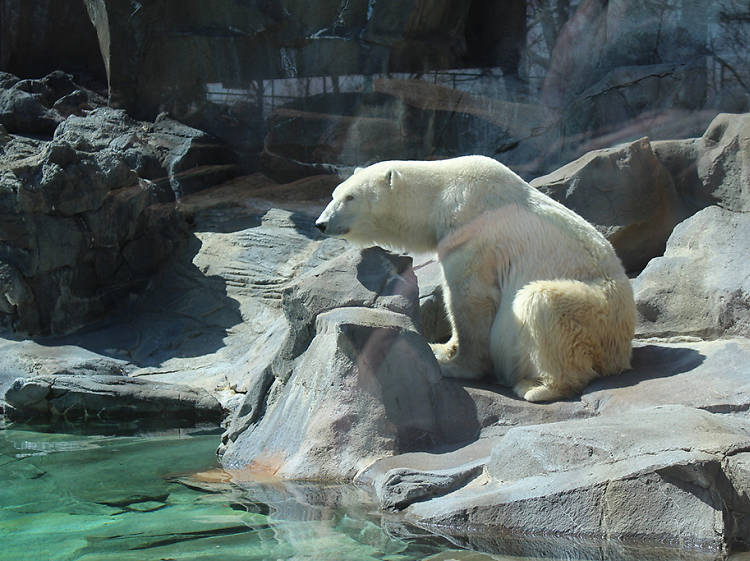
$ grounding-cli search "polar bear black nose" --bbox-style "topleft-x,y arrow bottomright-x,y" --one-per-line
315,221 -> 327,233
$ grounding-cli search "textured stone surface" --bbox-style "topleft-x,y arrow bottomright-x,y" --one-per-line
634,206 -> 750,339
654,113 -> 750,214
531,137 -> 680,272
0,74 -> 241,334
414,257 -> 451,344
583,338 -> 750,416
406,406 -> 750,553
222,245 -> 421,445
4,374 -> 222,423
219,307 -> 479,480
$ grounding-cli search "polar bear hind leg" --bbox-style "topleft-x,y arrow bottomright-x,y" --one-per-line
510,278 -> 623,402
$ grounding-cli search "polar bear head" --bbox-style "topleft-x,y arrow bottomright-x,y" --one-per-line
315,163 -> 411,248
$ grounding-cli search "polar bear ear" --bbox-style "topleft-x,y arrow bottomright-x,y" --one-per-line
386,169 -> 403,189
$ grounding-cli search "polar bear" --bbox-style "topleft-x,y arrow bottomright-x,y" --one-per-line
315,156 -> 636,402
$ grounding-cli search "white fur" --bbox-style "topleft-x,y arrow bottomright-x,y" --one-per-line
316,156 -> 636,401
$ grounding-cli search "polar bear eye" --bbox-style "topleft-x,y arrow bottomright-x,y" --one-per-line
345,195 -> 354,202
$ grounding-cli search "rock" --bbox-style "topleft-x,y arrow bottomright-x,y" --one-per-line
414,258 -> 451,344
352,337 -> 750,555
0,79 -> 62,135
4,374 -> 222,423
583,338 -> 750,416
219,307 -> 479,480
561,63 -> 708,152
406,405 -> 750,553
488,405 -> 750,483
0,71 -> 106,137
531,137 -> 680,272
373,464 -> 484,512
274,246 -> 419,380
544,1 -> 712,109
634,206 -> 750,339
654,113 -> 750,214
0,337 -> 133,403
0,83 -> 242,333
222,245 -> 420,445
54,107 -> 240,200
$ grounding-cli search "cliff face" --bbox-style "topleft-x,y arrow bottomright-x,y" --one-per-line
2,1 -> 747,180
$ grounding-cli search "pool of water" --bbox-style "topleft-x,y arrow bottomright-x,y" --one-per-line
0,421 -> 488,561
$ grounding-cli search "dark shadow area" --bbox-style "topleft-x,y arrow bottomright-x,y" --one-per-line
33,232 -> 244,368
0,0 -> 107,87
586,344 -> 706,393
288,210 -> 326,239
5,419 -> 223,438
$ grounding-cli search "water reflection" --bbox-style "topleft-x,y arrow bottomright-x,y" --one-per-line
0,424 -> 480,561
0,423 -> 741,561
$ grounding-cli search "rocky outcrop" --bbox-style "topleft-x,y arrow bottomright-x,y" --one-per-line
634,206 -> 750,340
220,307 -> 478,480
219,244 -> 422,447
543,1 -> 713,110
4,374 -> 222,423
653,113 -> 750,214
0,73 -> 239,334
1,57 -> 750,555
401,406 -> 750,554
531,137 -> 680,273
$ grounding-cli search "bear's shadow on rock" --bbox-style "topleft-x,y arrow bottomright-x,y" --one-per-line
585,344 -> 706,393
440,344 -> 705,405
35,232 -> 243,367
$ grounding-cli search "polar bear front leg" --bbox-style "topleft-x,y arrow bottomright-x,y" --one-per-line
431,252 -> 500,380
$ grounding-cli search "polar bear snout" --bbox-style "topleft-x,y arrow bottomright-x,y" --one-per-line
315,202 -> 351,237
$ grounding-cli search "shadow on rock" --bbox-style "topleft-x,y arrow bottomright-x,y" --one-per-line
587,343 -> 706,393
35,232 -> 243,368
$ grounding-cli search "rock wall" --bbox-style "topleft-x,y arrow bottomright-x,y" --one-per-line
2,1 -> 747,178
0,71 -> 239,334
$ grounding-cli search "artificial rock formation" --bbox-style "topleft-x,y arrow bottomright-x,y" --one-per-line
0,72 -> 238,334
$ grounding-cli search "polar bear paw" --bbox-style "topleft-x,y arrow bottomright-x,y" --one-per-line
513,378 -> 565,403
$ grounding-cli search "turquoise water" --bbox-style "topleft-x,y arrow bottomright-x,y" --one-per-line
0,422 -> 487,561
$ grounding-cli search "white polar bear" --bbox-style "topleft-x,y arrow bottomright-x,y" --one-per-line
315,156 -> 636,402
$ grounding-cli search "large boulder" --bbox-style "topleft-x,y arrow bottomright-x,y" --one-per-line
220,245 -> 420,445
4,374 -> 222,423
634,206 -> 750,339
219,307 -> 479,480
404,406 -> 750,554
653,113 -> 750,214
0,74 -> 240,334
543,1 -> 713,110
531,137 -> 680,272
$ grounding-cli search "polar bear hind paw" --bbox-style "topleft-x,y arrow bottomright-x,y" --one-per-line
513,378 -> 566,403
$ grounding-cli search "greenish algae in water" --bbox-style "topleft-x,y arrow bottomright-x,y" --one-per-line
0,422 -> 479,561
4,422 -> 741,561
